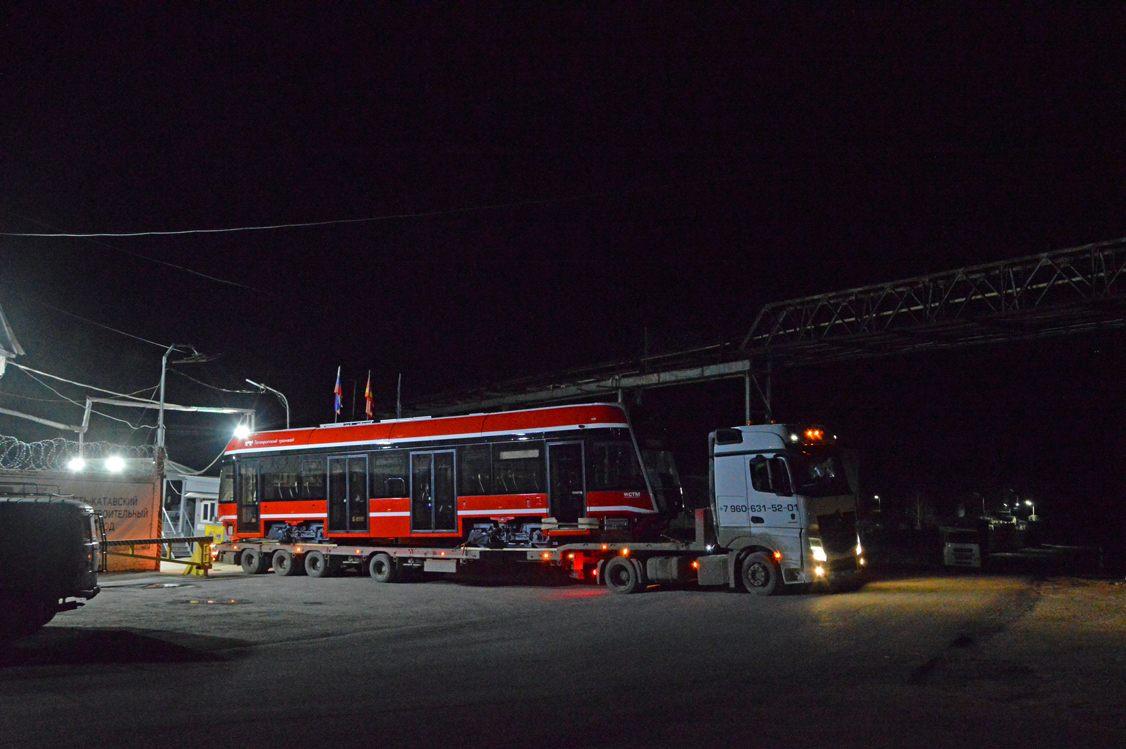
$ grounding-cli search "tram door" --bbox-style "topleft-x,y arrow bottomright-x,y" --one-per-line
410,451 -> 457,532
328,455 -> 369,533
236,461 -> 260,535
548,442 -> 585,523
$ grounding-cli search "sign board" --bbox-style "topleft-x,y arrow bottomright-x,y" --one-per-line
0,470 -> 161,572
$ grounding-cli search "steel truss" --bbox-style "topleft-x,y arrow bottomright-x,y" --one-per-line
740,238 -> 1126,366
409,239 -> 1126,419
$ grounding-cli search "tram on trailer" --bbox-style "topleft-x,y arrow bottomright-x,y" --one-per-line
217,403 -> 682,548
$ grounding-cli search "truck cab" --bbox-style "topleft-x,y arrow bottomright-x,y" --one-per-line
709,424 -> 862,591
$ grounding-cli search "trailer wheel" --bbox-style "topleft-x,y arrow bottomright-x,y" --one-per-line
304,551 -> 337,578
604,556 -> 645,594
272,549 -> 304,576
368,553 -> 398,583
240,549 -> 271,575
740,552 -> 779,596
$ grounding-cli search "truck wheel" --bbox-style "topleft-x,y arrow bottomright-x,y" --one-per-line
604,556 -> 645,594
272,549 -> 304,576
741,552 -> 780,596
240,549 -> 270,575
368,553 -> 398,583
304,551 -> 337,578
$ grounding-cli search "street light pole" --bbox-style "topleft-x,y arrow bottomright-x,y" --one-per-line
156,343 -> 175,476
246,379 -> 290,429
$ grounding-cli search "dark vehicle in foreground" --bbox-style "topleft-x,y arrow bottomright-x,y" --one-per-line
0,496 -> 104,639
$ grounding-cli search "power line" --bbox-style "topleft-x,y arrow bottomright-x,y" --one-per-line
0,175 -> 747,239
3,212 -> 263,292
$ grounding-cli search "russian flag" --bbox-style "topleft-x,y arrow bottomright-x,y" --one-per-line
333,366 -> 343,416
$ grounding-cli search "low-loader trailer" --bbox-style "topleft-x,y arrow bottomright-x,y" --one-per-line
217,412 -> 864,594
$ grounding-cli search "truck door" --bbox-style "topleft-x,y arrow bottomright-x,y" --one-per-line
747,455 -> 803,528
328,455 -> 369,534
547,442 -> 585,523
410,451 -> 456,533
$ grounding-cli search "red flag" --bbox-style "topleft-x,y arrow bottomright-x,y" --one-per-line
364,370 -> 374,418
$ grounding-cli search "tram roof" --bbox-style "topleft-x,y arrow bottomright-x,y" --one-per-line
223,402 -> 630,456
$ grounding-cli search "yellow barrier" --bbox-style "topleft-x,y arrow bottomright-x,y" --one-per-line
104,536 -> 214,577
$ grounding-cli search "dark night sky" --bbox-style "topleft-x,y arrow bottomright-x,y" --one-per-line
2,4 -> 1125,544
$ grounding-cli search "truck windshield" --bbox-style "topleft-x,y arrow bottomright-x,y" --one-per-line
789,448 -> 852,498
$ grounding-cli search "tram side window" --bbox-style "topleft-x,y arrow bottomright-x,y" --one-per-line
298,455 -> 326,501
590,441 -> 645,490
493,442 -> 543,494
371,450 -> 409,498
260,455 -> 326,502
458,444 -> 492,496
261,456 -> 295,501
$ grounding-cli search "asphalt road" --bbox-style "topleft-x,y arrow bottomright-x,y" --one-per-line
1,565 -> 1123,748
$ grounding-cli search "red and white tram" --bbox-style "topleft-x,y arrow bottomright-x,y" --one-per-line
218,403 -> 681,548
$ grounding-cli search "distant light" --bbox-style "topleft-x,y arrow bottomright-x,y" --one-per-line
1025,500 -> 1033,506
67,456 -> 86,471
234,424 -> 251,439
106,455 -> 126,472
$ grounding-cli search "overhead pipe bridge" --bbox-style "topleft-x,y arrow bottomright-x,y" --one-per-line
409,238 -> 1126,421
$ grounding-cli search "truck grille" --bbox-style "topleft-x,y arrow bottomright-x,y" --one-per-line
818,510 -> 857,555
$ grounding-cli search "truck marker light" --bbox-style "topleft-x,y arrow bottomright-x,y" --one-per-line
440,551 -> 446,556
692,560 -> 699,569
602,544 -> 608,550
773,551 -> 783,561
542,552 -> 550,559
621,548 -> 630,556
568,553 -> 574,559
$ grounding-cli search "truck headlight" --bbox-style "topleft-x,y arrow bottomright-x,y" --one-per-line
811,543 -> 827,562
